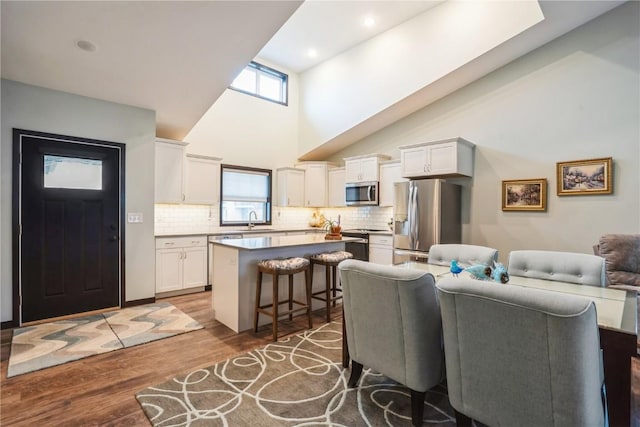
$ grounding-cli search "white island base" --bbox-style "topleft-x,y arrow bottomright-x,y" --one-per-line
212,234 -> 359,333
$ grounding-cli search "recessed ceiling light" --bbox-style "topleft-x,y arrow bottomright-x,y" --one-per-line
307,48 -> 318,58
76,39 -> 97,52
363,16 -> 376,28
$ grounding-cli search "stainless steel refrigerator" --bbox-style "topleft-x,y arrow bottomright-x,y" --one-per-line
393,179 -> 461,264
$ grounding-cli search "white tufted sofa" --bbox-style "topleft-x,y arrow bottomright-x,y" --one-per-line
507,250 -> 606,287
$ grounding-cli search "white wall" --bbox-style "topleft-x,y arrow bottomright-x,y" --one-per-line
328,2 -> 640,262
298,0 -> 544,156
1,79 -> 157,322
184,58 -> 300,171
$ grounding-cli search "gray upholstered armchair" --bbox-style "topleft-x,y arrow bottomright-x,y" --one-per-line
593,234 -> 640,291
338,259 -> 444,427
427,244 -> 498,267
437,277 -> 607,426
507,250 -> 606,287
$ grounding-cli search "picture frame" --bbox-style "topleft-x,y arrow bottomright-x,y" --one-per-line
556,157 -> 612,196
502,178 -> 547,211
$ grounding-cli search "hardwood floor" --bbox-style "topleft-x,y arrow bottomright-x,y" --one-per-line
0,291 -> 340,426
1,291 -> 639,426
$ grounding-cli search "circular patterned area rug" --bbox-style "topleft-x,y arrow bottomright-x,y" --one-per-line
136,322 -> 454,426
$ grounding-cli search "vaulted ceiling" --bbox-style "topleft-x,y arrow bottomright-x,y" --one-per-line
1,1 -> 302,140
1,1 -> 626,154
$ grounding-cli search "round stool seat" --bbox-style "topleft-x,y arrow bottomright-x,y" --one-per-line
310,251 -> 353,264
254,257 -> 312,341
258,257 -> 310,272
309,251 -> 352,324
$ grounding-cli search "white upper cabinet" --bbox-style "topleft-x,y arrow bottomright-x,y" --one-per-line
295,162 -> 335,207
344,154 -> 390,183
155,139 -> 187,203
276,167 -> 305,207
400,137 -> 475,178
155,138 -> 222,205
328,167 -> 346,207
379,161 -> 407,207
184,154 -> 222,204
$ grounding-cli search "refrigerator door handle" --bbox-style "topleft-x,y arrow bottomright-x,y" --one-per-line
408,182 -> 419,249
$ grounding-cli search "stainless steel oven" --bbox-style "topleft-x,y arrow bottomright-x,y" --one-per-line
342,230 -> 369,261
342,229 -> 389,261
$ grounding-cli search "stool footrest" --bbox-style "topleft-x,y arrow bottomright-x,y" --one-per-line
311,292 -> 343,303
257,303 -> 310,318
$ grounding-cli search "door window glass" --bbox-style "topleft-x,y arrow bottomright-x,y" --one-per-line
44,155 -> 102,190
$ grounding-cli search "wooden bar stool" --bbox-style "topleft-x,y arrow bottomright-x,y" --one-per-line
254,257 -> 313,341
309,251 -> 353,323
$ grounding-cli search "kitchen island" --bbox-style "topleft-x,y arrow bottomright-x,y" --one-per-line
211,234 -> 361,332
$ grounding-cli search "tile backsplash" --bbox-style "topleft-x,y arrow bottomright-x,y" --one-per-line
155,204 -> 393,235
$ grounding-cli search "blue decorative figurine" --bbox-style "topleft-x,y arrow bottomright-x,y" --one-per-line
450,260 -> 464,277
491,262 -> 510,284
464,264 -> 493,280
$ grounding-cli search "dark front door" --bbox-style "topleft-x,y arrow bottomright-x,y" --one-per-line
15,130 -> 123,323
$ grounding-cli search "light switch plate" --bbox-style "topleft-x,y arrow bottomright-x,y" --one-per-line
127,212 -> 143,223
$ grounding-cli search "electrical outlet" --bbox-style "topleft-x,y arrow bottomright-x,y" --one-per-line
127,212 -> 143,223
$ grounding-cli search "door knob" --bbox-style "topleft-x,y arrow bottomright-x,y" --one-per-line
110,235 -> 119,242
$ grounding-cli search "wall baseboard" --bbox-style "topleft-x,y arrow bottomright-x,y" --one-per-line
1,320 -> 17,330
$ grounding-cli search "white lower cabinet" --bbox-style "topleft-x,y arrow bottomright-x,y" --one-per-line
368,234 -> 393,265
156,236 -> 207,294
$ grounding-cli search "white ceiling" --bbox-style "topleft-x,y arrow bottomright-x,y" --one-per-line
259,0 -> 443,73
0,0 -> 628,149
0,1 -> 302,140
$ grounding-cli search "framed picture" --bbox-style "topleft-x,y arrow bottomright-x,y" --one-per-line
556,157 -> 612,196
502,178 -> 547,211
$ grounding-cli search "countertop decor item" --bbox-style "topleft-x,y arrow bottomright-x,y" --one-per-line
322,218 -> 342,240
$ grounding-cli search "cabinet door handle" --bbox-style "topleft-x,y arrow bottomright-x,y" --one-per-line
288,197 -> 290,205
183,251 -> 187,259
182,194 -> 186,201
165,242 -> 175,246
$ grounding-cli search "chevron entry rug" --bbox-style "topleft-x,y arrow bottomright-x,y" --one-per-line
136,321 -> 455,426
7,302 -> 202,377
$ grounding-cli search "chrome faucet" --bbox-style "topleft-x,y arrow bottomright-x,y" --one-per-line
248,210 -> 258,229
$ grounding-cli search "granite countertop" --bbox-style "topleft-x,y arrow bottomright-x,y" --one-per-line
155,227 -> 323,238
155,227 -> 392,238
210,234 -> 362,250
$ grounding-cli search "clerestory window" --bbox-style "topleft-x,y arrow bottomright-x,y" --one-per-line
230,61 -> 288,105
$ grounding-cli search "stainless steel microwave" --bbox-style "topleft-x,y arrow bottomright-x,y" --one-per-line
345,181 -> 379,206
